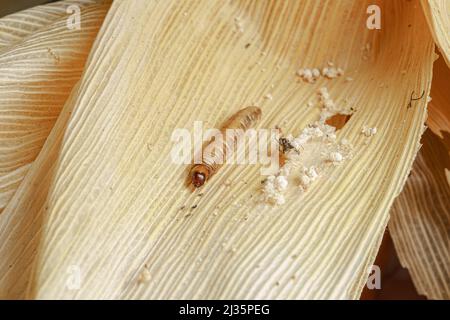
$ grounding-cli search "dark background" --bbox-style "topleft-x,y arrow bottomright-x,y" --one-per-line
0,0 -> 57,18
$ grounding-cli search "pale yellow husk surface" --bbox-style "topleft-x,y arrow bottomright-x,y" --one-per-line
0,1 -> 111,213
0,0 -> 101,50
0,0 -> 436,299
389,56 -> 450,300
421,0 -> 450,68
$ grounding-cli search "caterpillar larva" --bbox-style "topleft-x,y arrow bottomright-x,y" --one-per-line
190,106 -> 262,188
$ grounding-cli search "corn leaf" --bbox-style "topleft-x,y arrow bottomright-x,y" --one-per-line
389,55 -> 450,300
0,0 -> 435,299
421,0 -> 450,68
0,0 -> 110,213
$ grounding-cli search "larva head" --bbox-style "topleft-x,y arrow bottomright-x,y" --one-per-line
190,165 -> 210,188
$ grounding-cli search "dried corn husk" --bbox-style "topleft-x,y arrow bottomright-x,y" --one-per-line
0,0 -> 100,50
0,0 -> 110,213
389,56 -> 450,300
427,56 -> 450,139
0,0 -> 436,299
421,0 -> 450,68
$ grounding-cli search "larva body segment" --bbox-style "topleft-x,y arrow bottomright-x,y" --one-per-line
190,106 -> 262,188
222,106 -> 262,131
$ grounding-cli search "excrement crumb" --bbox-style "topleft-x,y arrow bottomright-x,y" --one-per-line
264,93 -> 273,100
297,64 -> 344,83
234,17 -> 244,33
138,266 -> 151,283
361,125 -> 377,137
328,151 -> 343,164
261,87 -> 354,206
